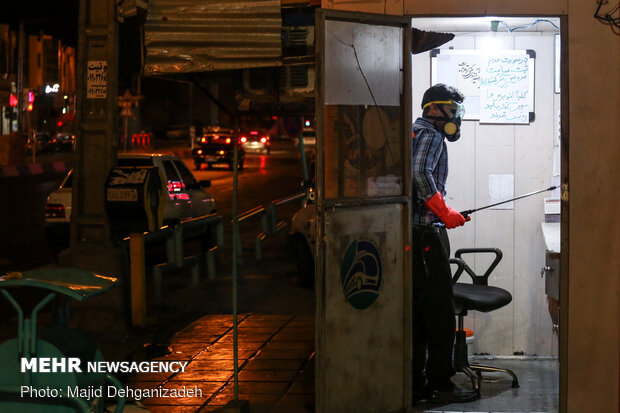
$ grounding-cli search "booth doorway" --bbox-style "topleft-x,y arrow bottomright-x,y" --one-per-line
411,16 -> 563,412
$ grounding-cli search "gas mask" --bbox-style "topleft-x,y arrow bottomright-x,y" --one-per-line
423,101 -> 465,142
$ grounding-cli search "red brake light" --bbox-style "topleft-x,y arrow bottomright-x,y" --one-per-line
250,131 -> 259,135
45,204 -> 65,218
172,193 -> 190,201
240,137 -> 247,143
260,137 -> 267,143
225,138 -> 231,144
201,137 -> 207,143
197,149 -> 203,154
168,181 -> 183,193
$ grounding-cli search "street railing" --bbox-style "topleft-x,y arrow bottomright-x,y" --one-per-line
119,190 -> 307,306
233,205 -> 267,263
234,192 -> 306,262
121,213 -> 224,305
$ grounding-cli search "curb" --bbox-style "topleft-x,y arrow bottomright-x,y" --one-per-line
0,161 -> 72,178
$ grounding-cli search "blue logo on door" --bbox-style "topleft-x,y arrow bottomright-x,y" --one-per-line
341,240 -> 383,310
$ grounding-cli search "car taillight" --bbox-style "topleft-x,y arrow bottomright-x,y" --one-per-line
197,149 -> 203,154
168,180 -> 183,193
260,137 -> 267,143
218,150 -> 225,155
240,136 -> 247,143
225,138 -> 231,144
201,137 -> 207,143
45,204 -> 65,218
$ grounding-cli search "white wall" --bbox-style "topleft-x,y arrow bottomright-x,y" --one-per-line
412,29 -> 559,356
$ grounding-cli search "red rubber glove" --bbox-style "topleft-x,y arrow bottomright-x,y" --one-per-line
425,191 -> 468,229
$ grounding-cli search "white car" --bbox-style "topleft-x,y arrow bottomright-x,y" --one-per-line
44,153 -> 217,247
293,128 -> 316,151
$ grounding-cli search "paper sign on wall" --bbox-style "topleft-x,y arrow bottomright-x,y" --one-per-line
87,61 -> 107,99
489,174 -> 514,210
456,61 -> 481,97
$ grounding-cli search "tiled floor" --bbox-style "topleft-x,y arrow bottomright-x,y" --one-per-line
123,314 -> 558,413
126,314 -> 315,413
416,358 -> 559,413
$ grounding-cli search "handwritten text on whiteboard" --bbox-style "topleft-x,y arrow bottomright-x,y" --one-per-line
480,56 -> 530,123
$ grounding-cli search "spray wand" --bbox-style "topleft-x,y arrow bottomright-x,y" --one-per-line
460,186 -> 558,219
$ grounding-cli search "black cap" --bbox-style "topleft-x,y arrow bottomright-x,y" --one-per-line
421,83 -> 464,109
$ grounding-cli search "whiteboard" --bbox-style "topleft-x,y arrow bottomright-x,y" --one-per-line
431,49 -> 535,124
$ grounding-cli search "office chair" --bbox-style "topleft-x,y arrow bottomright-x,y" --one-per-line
450,248 -> 519,393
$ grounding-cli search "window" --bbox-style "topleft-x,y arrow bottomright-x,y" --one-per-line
174,160 -> 199,190
118,158 -> 153,167
62,171 -> 73,188
163,160 -> 182,193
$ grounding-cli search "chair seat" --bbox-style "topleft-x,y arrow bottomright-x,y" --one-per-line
453,283 -> 512,313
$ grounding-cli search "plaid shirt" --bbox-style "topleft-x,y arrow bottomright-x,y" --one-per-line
411,117 -> 448,227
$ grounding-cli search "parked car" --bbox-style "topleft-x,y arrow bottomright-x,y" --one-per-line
44,153 -> 217,248
240,130 -> 270,154
192,133 -> 245,170
26,132 -> 56,154
55,133 -> 76,152
293,128 -> 316,152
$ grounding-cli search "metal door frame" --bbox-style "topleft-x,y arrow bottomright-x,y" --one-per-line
315,9 -> 413,412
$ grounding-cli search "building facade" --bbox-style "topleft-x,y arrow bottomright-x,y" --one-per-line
0,23 -> 76,140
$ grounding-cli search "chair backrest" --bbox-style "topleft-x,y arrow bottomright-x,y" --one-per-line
449,248 -> 503,286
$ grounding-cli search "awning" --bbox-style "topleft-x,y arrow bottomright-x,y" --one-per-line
411,27 -> 455,54
144,0 -> 283,75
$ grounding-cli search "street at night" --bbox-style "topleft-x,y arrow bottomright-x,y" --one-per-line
0,138 -> 311,282
1,1 -> 618,412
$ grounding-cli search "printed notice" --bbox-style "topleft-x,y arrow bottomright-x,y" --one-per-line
87,60 -> 107,98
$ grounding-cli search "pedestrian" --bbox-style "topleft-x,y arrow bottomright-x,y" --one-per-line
411,83 -> 478,404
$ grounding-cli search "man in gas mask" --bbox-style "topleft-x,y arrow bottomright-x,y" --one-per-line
411,83 -> 477,404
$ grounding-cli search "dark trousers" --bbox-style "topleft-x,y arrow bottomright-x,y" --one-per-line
412,226 -> 456,390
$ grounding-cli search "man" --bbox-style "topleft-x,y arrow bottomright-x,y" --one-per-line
411,83 -> 477,403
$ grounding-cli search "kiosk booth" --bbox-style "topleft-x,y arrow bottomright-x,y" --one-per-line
314,10 -> 413,412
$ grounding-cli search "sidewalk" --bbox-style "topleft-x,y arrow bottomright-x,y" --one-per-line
123,314 -> 315,413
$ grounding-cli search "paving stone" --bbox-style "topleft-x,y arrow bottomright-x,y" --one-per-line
238,369 -> 298,382
139,381 -> 215,406
216,381 -> 290,395
271,394 -> 314,413
286,380 -> 314,395
194,348 -> 256,360
218,334 -> 274,343
208,392 -> 281,406
243,359 -> 306,371
145,406 -> 209,412
254,349 -> 313,360
261,340 -> 314,351
172,368 -> 233,382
